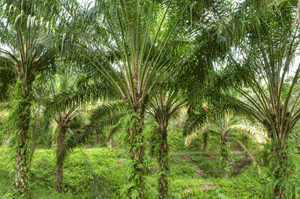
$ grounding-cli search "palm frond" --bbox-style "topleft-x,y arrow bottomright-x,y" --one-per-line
230,123 -> 268,144
60,101 -> 126,157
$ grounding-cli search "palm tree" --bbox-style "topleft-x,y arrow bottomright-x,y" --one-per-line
39,66 -> 82,192
185,102 -> 265,178
214,0 -> 300,197
187,110 -> 235,178
63,1 -> 191,197
41,60 -> 123,193
0,2 -> 58,195
38,62 -> 117,192
147,89 -> 186,199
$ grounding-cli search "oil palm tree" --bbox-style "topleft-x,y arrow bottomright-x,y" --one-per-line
61,84 -> 185,199
40,65 -> 83,192
0,2 -> 58,195
147,88 -> 186,199
185,101 -> 266,178
63,1 -> 191,197
213,0 -> 300,197
186,110 -> 235,178
39,63 -> 118,192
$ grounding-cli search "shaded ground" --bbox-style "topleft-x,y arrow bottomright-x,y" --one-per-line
170,151 -> 253,178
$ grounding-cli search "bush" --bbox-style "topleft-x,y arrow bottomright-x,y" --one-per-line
215,168 -> 264,199
206,134 -> 221,152
169,130 -> 186,152
172,160 -> 197,177
186,135 -> 202,151
199,160 -> 220,171
168,167 -> 264,199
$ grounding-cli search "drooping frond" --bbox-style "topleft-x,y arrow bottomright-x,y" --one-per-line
184,124 -> 216,146
183,103 -> 212,136
60,101 -> 126,158
230,123 -> 268,144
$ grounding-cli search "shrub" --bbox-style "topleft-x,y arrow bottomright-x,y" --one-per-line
199,160 -> 220,171
186,135 -> 202,151
169,130 -> 186,152
172,160 -> 197,177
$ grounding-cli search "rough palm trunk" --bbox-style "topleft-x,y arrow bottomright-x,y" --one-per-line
127,97 -> 148,199
265,110 -> 290,199
28,103 -> 41,167
220,133 -> 229,178
13,80 -> 32,196
128,117 -> 145,199
54,123 -> 67,192
158,120 -> 169,199
203,131 -> 208,152
273,142 -> 287,199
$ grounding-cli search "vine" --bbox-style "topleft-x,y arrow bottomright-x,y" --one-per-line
262,141 -> 299,199
4,78 -> 34,198
117,108 -> 152,198
220,142 -> 232,178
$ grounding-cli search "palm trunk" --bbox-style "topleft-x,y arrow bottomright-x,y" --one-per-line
220,134 -> 229,178
158,120 -> 169,199
127,101 -> 148,199
13,81 -> 32,196
266,113 -> 291,199
274,168 -> 284,199
273,143 -> 287,199
28,103 -> 41,167
203,131 -> 208,152
54,124 -> 67,192
14,140 -> 29,195
128,117 -> 145,199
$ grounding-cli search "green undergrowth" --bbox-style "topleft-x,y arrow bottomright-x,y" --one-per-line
0,147 -> 265,198
0,147 -> 126,199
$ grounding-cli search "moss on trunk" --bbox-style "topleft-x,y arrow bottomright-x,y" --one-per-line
13,80 -> 32,196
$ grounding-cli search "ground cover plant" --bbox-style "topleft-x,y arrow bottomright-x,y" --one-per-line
0,145 -> 266,199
